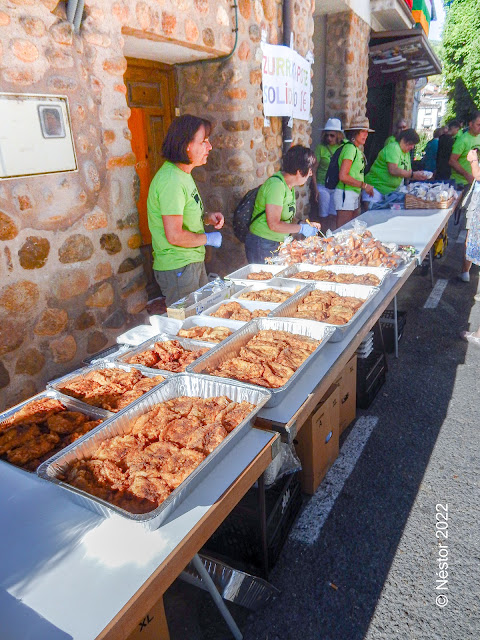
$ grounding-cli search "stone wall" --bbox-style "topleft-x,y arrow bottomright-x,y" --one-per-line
324,10 -> 370,128
0,0 -> 234,409
392,78 -> 416,128
176,0 -> 315,277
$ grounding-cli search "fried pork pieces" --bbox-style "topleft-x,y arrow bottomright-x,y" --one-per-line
61,396 -> 255,514
126,340 -> 209,372
210,302 -> 271,322
238,288 -> 292,303
246,271 -> 274,280
0,398 -> 102,470
57,368 -> 165,412
292,290 -> 363,325
208,329 -> 320,388
289,269 -> 380,286
177,325 -> 233,343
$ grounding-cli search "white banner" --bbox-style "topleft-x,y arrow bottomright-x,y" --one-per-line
261,43 -> 312,121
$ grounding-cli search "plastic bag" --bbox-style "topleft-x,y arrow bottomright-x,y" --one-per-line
264,442 -> 302,487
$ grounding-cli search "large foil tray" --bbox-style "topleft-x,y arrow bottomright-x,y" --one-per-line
230,278 -> 306,302
225,263 -> 289,285
47,361 -> 171,413
187,317 -> 335,407
269,281 -> 380,343
37,374 -> 271,530
115,333 -> 213,376
202,299 -> 281,324
0,390 -> 110,473
279,263 -> 391,286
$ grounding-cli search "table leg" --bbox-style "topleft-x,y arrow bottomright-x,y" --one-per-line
393,296 -> 399,359
191,554 -> 243,640
257,472 -> 269,580
429,247 -> 434,287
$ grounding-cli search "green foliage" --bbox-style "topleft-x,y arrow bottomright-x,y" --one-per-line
442,0 -> 480,122
415,131 -> 430,160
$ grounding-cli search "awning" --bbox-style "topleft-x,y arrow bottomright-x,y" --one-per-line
368,29 -> 441,86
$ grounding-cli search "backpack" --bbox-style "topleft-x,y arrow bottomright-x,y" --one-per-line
324,142 -> 357,190
232,175 -> 284,242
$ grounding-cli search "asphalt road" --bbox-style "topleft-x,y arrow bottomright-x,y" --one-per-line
164,216 -> 480,640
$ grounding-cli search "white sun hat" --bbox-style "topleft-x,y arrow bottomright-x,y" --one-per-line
322,117 -> 343,132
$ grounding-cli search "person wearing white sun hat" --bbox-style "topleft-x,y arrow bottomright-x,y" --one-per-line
314,117 -> 344,231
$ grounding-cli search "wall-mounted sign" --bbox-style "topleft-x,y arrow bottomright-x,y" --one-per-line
0,93 -> 77,179
261,43 -> 312,122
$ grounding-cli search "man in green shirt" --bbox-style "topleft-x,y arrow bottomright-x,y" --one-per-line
449,111 -> 480,186
147,115 -> 224,306
363,129 -> 426,206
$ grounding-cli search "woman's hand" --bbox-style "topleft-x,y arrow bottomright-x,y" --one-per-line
204,212 -> 224,229
412,171 -> 427,180
364,184 -> 374,197
467,149 -> 479,164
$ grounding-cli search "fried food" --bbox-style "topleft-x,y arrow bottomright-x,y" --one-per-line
61,396 -> 255,514
0,397 -> 103,471
208,329 -> 320,388
288,269 -> 380,286
57,368 -> 165,412
127,340 -> 209,372
238,288 -> 292,303
247,271 -> 274,280
289,291 -> 363,325
210,301 -> 271,321
177,325 -> 233,343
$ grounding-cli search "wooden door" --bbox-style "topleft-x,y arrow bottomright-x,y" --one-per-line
124,58 -> 176,246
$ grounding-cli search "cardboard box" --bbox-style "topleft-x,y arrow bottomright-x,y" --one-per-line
335,354 -> 357,434
295,384 -> 340,495
127,597 -> 170,640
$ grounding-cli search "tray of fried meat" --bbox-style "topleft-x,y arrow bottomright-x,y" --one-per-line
269,281 -> 380,343
115,334 -> 212,375
230,278 -> 306,304
0,390 -> 108,473
37,374 -> 271,530
279,263 -> 391,287
173,315 -> 244,344
225,263 -> 289,285
48,361 -> 168,413
187,317 -> 335,406
202,299 -> 280,323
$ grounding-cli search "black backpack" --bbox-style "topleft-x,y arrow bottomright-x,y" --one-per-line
233,175 -> 283,242
324,142 -> 357,190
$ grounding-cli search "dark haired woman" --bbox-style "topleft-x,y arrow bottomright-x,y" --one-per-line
147,114 -> 224,306
334,118 -> 374,228
245,145 -> 320,264
363,128 -> 426,207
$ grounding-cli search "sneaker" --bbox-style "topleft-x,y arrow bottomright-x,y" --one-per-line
458,272 -> 470,283
460,330 -> 480,344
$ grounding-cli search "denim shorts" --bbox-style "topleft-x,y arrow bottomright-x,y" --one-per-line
244,231 -> 281,264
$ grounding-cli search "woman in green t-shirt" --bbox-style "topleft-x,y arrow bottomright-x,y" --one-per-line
147,115 -> 224,307
363,129 -> 426,207
314,118 -> 344,232
245,145 -> 320,264
334,118 -> 375,228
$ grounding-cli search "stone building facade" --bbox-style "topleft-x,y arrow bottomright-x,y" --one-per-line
0,0 -> 314,408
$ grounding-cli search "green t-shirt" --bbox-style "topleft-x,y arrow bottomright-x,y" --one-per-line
384,135 -> 396,147
337,143 -> 365,194
315,143 -> 341,185
451,130 -> 480,185
249,172 -> 295,242
147,161 -> 206,271
366,141 -> 412,195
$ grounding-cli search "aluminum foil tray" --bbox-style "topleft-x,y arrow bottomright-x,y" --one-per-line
0,390 -> 110,473
187,317 -> 335,407
172,315 -> 244,342
269,281 -> 380,343
115,333 -> 212,376
48,361 -> 171,413
82,343 -> 130,366
226,263 -> 289,285
37,374 -> 271,530
202,298 -> 281,323
231,278 -> 306,302
279,263 -> 391,286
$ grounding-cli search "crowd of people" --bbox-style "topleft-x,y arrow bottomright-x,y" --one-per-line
146,113 -> 480,335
